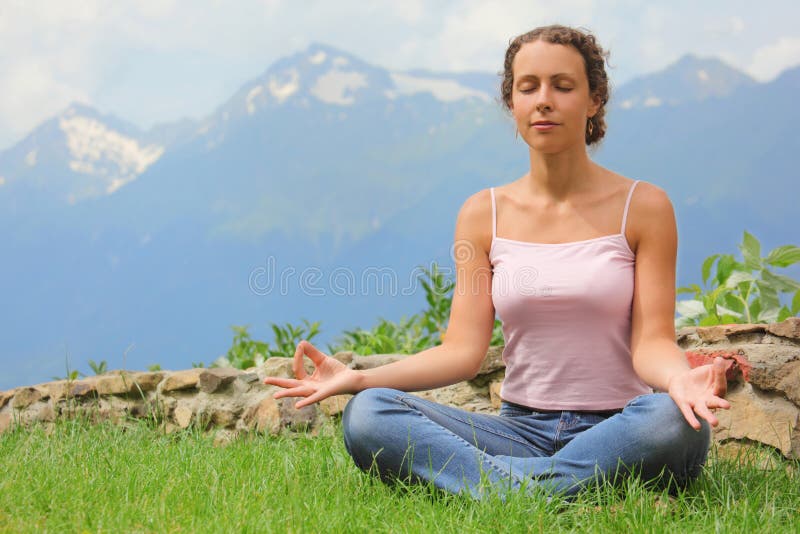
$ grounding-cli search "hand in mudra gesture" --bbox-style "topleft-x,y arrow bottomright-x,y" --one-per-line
263,340 -> 361,409
668,356 -> 732,430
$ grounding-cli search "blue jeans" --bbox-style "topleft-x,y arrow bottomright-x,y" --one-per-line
341,388 -> 710,500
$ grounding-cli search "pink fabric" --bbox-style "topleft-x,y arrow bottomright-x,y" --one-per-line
489,180 -> 652,410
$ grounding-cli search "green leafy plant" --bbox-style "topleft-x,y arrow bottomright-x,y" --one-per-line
417,263 -> 455,343
147,364 -> 162,372
215,320 -> 321,369
52,369 -> 80,381
328,261 -> 506,355
87,359 -> 108,375
676,231 -> 800,327
267,320 -> 321,358
328,315 -> 435,355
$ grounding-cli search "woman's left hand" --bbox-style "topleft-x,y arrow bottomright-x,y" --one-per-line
667,356 -> 731,430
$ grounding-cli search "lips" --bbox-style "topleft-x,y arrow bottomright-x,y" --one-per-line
532,121 -> 559,131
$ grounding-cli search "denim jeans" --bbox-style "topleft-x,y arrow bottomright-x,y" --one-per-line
341,388 -> 711,500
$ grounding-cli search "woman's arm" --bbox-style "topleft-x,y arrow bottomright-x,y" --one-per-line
628,182 -> 730,428
264,190 -> 498,407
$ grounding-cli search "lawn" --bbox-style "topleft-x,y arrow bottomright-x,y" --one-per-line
0,418 -> 797,533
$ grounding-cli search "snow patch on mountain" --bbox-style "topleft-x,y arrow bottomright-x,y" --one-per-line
269,68 -> 300,103
389,73 -> 491,102
246,85 -> 264,114
59,114 -> 164,194
310,70 -> 368,105
309,51 -> 327,65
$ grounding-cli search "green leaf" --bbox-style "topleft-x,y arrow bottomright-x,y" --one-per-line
739,231 -> 762,271
723,270 -> 756,289
718,314 -> 741,325
777,306 -> 793,322
761,269 -> 800,292
764,245 -> 800,268
701,254 -> 720,286
755,280 -> 781,310
720,293 -> 745,314
675,299 -> 706,318
676,284 -> 702,296
715,303 -> 743,319
792,289 -> 800,315
699,315 -> 721,326
749,298 -> 762,323
758,306 -> 781,323
715,254 -> 737,286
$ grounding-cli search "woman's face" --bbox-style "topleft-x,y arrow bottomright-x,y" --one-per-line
509,40 -> 600,153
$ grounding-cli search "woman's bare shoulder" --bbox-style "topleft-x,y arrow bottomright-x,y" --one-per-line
606,171 -> 673,253
454,188 -> 495,255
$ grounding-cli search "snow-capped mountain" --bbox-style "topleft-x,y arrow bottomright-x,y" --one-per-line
613,54 -> 757,110
0,102 -> 164,205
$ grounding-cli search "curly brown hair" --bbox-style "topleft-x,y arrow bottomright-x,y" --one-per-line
499,25 -> 611,146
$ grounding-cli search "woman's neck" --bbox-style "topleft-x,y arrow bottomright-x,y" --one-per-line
522,145 -> 596,205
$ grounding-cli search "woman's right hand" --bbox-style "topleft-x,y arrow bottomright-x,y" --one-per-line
262,340 -> 362,408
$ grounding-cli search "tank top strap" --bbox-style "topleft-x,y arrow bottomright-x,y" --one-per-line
620,180 -> 640,235
490,187 -> 497,239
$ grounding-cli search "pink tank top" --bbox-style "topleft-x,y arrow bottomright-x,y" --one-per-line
489,180 -> 652,411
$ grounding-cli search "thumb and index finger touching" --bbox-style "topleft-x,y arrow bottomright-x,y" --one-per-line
292,339 -> 327,379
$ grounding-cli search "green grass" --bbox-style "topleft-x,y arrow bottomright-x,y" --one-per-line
1,419 -> 798,533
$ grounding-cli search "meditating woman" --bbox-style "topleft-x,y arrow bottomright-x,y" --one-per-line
264,24 -> 730,499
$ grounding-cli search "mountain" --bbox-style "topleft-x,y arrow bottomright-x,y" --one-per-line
1,45 -> 798,390
612,54 -> 757,110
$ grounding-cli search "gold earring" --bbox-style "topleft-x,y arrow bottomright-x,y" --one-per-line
587,119 -> 594,137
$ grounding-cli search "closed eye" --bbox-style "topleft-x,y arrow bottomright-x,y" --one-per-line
519,87 -> 573,93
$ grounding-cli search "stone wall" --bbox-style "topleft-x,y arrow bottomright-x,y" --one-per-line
1,318 -> 798,457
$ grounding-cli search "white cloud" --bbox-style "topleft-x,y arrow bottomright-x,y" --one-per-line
748,36 -> 800,81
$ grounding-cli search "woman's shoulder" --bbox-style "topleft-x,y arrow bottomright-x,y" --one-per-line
454,188 -> 495,254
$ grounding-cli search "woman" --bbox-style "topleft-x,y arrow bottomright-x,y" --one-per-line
264,24 -> 730,500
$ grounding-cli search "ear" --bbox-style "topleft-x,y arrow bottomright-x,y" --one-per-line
587,92 -> 601,118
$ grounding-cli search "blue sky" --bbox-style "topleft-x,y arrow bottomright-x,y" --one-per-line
1,0 -> 798,149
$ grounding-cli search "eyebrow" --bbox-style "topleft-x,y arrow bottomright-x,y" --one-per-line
516,73 -> 577,81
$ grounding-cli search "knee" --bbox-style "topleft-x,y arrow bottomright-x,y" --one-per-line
342,388 -> 398,450
629,393 -> 710,456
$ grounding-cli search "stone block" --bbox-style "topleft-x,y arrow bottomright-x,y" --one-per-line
714,382 -> 800,459
696,323 -> 766,344
243,395 -> 281,434
489,381 -> 503,410
332,351 -> 355,366
347,354 -> 405,371
69,379 -> 97,397
43,381 -> 70,402
767,317 -> 800,340
258,357 -> 314,381
173,405 -> 194,429
199,368 -> 241,393
11,387 -> 42,409
478,346 -> 506,375
278,398 -> 317,431
319,394 -> 352,416
1,389 -> 16,409
161,369 -> 203,392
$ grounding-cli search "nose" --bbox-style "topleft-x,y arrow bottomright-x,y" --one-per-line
535,84 -> 554,113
